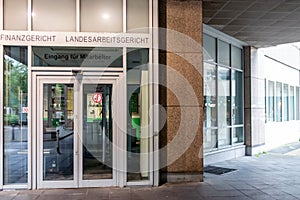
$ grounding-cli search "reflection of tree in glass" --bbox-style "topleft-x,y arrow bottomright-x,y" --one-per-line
4,56 -> 28,125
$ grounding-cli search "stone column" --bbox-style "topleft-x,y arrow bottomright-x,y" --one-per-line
159,0 -> 203,183
244,46 -> 266,155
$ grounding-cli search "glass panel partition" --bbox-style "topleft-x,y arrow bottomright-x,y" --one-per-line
268,81 -> 275,122
42,84 -> 74,181
283,84 -> 289,121
203,34 -> 216,63
218,67 -> 231,147
32,0 -> 76,31
231,46 -> 242,69
218,67 -> 231,127
126,48 -> 149,181
276,82 -> 282,122
296,87 -> 300,120
232,127 -> 243,144
218,40 -> 230,66
204,63 -> 217,128
81,0 -> 123,32
82,84 -> 113,180
290,86 -> 294,120
232,70 -> 243,125
127,0 -> 149,33
4,0 -> 28,30
204,129 -> 217,151
3,46 -> 28,184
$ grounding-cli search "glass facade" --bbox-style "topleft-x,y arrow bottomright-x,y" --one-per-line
126,48 -> 150,181
203,33 -> 244,152
3,46 -> 28,184
0,0 -> 153,189
267,81 -> 300,123
3,0 -> 149,33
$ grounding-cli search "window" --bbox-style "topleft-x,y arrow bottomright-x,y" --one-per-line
127,0 -> 149,33
204,129 -> 217,151
296,87 -> 300,120
290,86 -> 295,120
204,63 -> 217,128
218,40 -> 230,66
232,127 -> 243,144
217,67 -> 231,147
203,32 -> 244,151
276,82 -> 282,122
203,34 -> 216,63
32,0 -> 76,31
267,81 -> 275,122
81,0 -> 123,32
4,0 -> 28,30
232,70 -> 243,125
218,67 -> 231,127
3,46 -> 28,184
283,84 -> 289,121
126,48 -> 150,181
231,46 -> 243,69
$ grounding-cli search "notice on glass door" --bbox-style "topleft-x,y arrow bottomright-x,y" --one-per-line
87,93 -> 102,122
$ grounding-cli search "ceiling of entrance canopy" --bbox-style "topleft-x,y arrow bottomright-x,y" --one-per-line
203,0 -> 300,47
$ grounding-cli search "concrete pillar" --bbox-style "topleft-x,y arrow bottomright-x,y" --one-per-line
159,0 -> 203,183
244,46 -> 266,155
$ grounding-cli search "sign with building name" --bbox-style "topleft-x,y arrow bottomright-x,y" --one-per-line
0,30 -> 151,48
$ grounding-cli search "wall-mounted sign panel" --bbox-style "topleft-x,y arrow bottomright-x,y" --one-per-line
32,47 -> 123,67
0,31 -> 151,48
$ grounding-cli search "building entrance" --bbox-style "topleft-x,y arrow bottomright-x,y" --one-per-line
36,76 -> 116,188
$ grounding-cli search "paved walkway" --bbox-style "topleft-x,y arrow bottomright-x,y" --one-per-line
1,149 -> 300,199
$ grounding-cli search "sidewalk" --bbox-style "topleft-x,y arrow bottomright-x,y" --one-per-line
1,152 -> 300,200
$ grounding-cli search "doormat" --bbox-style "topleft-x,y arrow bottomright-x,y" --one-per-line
204,166 -> 236,175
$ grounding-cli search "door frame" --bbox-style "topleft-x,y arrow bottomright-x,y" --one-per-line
34,74 -> 119,189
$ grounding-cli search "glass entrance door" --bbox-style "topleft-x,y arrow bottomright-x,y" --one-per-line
79,82 -> 114,187
37,76 -> 116,188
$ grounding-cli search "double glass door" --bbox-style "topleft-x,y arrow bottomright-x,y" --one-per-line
37,76 -> 116,188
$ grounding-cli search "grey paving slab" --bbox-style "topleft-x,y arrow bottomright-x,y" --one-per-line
1,152 -> 300,199
272,195 -> 300,200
